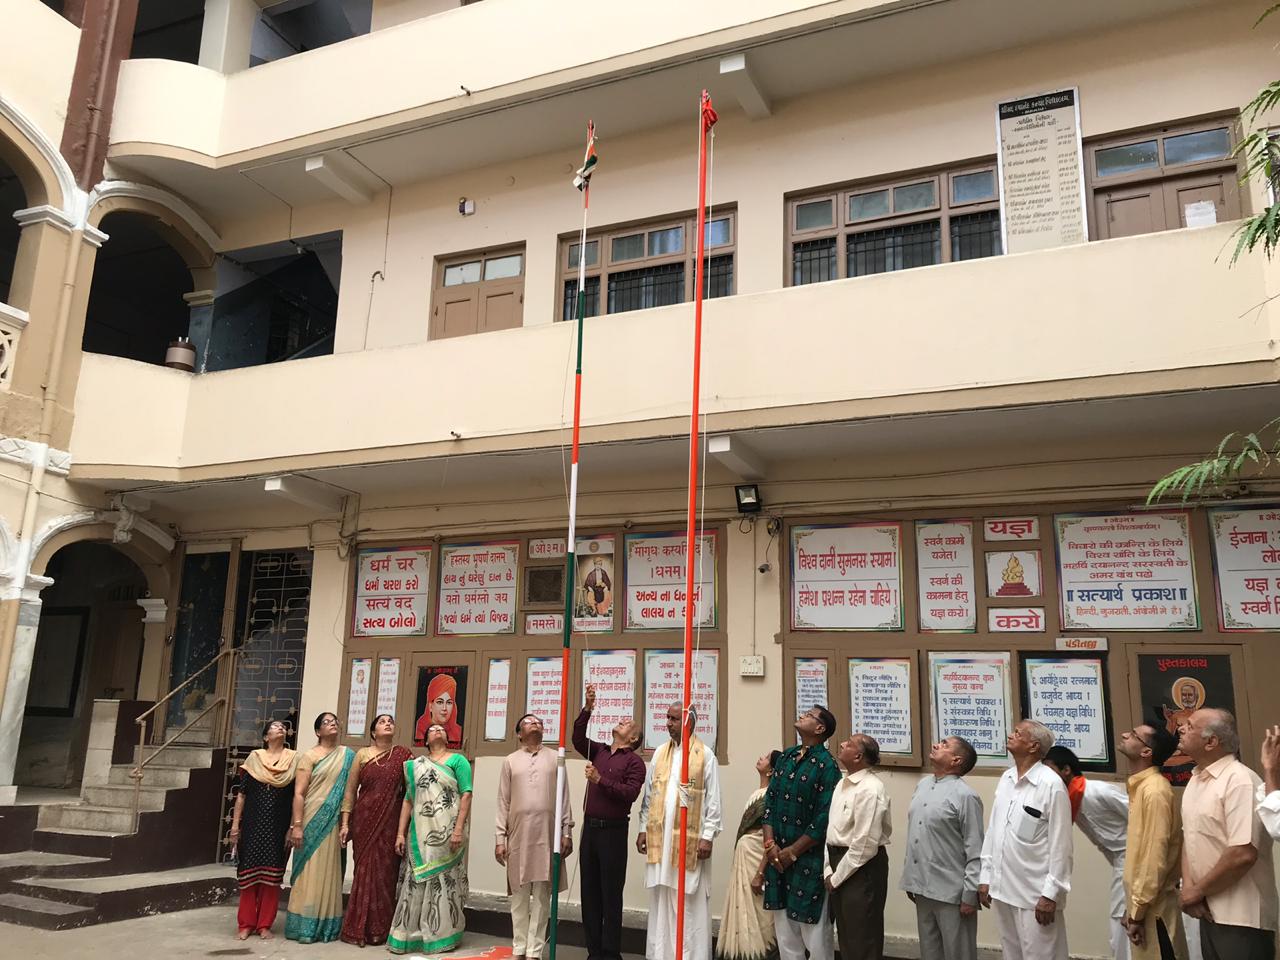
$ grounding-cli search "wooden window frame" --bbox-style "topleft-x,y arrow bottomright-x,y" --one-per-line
785,162 -> 1000,287
556,209 -> 737,322
339,525 -> 729,761
430,244 -> 527,340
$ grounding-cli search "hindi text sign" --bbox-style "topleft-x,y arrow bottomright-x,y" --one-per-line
485,658 -> 511,742
625,533 -> 716,630
582,649 -> 637,742
916,520 -> 976,632
929,652 -> 1012,766
1022,655 -> 1110,765
791,523 -> 904,631
849,657 -> 914,757
988,607 -> 1046,632
1209,507 -> 1280,630
643,650 -> 719,750
526,657 -> 564,743
347,658 -> 371,732
375,658 -> 400,717
984,517 -> 1040,541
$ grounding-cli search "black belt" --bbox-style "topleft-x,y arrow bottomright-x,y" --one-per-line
585,817 -> 629,829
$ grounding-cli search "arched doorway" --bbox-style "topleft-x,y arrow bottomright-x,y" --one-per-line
14,542 -> 148,790
82,211 -> 195,365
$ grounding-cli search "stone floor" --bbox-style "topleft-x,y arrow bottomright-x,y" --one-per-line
0,903 -> 640,960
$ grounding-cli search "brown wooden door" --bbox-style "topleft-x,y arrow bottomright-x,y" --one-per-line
1166,173 -> 1237,229
479,281 -> 522,333
1097,184 -> 1167,239
432,288 -> 479,340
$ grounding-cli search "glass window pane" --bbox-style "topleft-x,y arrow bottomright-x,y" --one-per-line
647,226 -> 684,257
893,180 -> 937,213
1164,128 -> 1231,166
569,240 -> 599,269
704,218 -> 732,248
849,189 -> 890,222
443,261 -> 481,286
607,263 -> 684,314
952,170 -> 997,205
847,221 -> 940,277
611,233 -> 644,262
792,237 -> 837,286
795,199 -> 834,231
483,254 -> 523,281
950,210 -> 1003,262
1095,140 -> 1159,178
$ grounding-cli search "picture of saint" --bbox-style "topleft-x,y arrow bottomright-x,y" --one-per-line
573,537 -> 615,630
1160,676 -> 1206,769
413,665 -> 467,748
1137,653 -> 1234,786
580,556 -> 613,616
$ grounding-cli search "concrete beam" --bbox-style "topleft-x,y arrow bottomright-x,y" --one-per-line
264,475 -> 347,514
304,152 -> 375,205
719,53 -> 772,121
708,434 -> 767,481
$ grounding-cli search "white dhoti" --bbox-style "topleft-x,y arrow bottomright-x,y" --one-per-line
647,880 -> 712,960
993,899 -> 1068,960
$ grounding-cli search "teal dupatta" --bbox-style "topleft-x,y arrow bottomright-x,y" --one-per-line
291,747 -> 353,880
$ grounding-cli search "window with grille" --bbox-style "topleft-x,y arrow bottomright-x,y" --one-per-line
787,164 -> 1000,286
558,211 -> 736,321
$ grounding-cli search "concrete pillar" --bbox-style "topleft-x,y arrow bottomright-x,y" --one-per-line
184,289 -> 216,373
199,0 -> 260,74
0,577 -> 53,804
135,598 -> 168,701
297,545 -> 346,744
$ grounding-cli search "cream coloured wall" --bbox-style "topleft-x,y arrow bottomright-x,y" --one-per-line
371,0 -> 461,31
3,0 -> 78,152
69,222 -> 1280,476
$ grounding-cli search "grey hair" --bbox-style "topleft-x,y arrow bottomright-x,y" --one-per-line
669,702 -> 698,725
1021,720 -> 1055,756
1202,709 -> 1240,754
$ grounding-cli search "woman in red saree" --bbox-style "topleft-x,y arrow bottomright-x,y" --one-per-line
339,713 -> 413,946
414,673 -> 463,748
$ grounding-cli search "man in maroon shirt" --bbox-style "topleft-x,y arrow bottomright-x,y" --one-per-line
573,683 -> 646,960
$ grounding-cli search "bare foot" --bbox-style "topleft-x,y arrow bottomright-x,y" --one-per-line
258,929 -> 275,940
237,929 -> 251,940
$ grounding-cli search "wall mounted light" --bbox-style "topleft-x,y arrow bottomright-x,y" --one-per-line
735,483 -> 763,515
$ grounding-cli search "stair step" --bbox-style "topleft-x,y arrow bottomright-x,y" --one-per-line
38,804 -> 135,834
82,784 -> 168,811
0,891 -> 94,930
0,851 -> 107,875
107,762 -> 192,788
133,745 -> 213,768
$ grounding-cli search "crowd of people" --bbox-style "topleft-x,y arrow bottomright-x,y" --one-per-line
226,693 -> 1280,960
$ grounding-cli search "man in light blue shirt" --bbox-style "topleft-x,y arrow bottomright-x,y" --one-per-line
901,736 -> 984,960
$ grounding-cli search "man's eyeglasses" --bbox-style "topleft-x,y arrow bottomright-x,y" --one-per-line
1130,728 -> 1153,749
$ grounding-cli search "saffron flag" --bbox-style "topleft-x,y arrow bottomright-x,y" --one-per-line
701,91 -> 718,132
573,122 -> 598,191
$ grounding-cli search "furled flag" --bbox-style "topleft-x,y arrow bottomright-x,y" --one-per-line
701,91 -> 718,132
573,122 -> 598,191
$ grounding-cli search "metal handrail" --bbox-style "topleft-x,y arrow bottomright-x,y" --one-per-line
129,647 -> 237,834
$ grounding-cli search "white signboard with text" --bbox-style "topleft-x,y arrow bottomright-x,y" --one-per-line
849,658 -> 914,757
353,546 -> 431,636
625,533 -> 716,630
916,520 -> 976,632
582,650 -> 637,742
526,657 -> 563,743
438,541 -> 518,635
1023,656 -> 1109,764
791,523 -> 904,630
484,658 -> 511,742
1210,507 -> 1280,630
929,652 -> 1012,766
643,650 -> 718,751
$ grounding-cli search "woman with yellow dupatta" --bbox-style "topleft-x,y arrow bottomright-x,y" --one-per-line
285,711 -> 355,943
388,721 -> 473,954
229,719 -> 298,940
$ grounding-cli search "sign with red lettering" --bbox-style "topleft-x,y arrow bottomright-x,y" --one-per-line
984,517 -> 1039,541
375,658 -> 400,717
791,523 -> 903,631
929,652 -> 1012,766
529,537 -> 567,560
526,656 -> 564,742
524,613 -> 564,635
988,607 -> 1046,632
1055,513 -> 1198,631
1209,506 -> 1280,630
916,520 -> 976,632
438,541 -> 519,635
624,532 -> 716,631
643,650 -> 718,750
353,546 -> 431,637
582,649 -> 637,742
484,658 -> 511,742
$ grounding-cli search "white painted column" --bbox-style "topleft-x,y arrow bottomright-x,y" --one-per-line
0,576 -> 53,804
199,0 -> 260,73
297,546 -> 347,743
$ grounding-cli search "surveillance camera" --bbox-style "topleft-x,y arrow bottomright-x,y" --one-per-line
757,562 -> 772,574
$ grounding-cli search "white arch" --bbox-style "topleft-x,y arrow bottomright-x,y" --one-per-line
0,93 -> 80,218
88,180 -> 223,251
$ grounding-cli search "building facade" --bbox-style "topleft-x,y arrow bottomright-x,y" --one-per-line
1,0 -> 1279,952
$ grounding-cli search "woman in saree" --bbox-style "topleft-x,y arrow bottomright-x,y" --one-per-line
229,719 -> 298,940
716,750 -> 782,960
339,714 -> 413,947
388,721 -> 473,955
285,711 -> 355,944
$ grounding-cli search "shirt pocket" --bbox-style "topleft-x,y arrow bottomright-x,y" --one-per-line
1012,806 -> 1048,844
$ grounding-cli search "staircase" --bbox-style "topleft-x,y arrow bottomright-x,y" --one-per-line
0,657 -> 241,929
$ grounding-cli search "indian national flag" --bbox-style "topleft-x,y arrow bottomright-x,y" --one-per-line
573,123 -> 598,191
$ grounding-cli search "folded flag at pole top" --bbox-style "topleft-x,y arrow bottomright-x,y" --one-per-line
701,91 -> 718,133
573,122 -> 598,191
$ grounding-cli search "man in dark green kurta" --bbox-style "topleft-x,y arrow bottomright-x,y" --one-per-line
762,705 -> 841,960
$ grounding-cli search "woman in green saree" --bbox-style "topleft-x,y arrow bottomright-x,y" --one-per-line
389,721 -> 473,954
285,711 -> 355,944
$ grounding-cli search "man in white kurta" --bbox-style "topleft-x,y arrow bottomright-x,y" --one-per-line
637,702 -> 722,960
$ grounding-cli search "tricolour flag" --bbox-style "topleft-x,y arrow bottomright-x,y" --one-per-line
573,122 -> 598,191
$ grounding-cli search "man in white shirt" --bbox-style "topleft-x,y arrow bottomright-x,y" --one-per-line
824,734 -> 892,960
1258,724 -> 1280,843
979,719 -> 1073,960
637,702 -> 722,960
1043,745 -> 1129,960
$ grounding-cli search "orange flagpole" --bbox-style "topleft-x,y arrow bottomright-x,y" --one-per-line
674,88 -> 717,960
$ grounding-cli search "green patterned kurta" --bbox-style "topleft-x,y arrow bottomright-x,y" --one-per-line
761,743 -> 840,922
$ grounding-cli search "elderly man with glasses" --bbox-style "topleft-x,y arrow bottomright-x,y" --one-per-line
1178,708 -> 1277,960
1116,722 -> 1187,960
762,705 -> 842,960
978,719 -> 1073,960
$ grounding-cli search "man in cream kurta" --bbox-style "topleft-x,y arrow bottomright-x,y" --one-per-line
637,702 -> 722,960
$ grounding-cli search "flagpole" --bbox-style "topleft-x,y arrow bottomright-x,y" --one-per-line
548,121 -> 596,960
675,90 -> 717,960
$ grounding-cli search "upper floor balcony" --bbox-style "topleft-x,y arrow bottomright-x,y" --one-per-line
68,221 -> 1280,485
